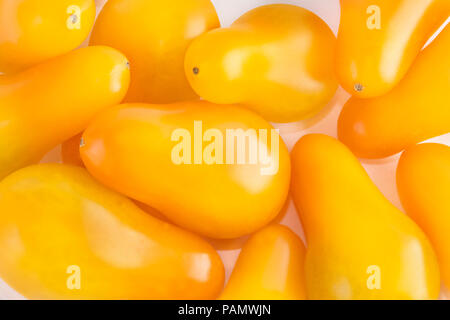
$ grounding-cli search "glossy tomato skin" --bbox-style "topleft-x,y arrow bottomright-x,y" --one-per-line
0,0 -> 96,74
0,164 -> 224,300
338,25 -> 450,159
61,134 -> 170,222
62,133 -> 84,167
291,134 -> 440,300
336,0 -> 450,98
185,4 -> 338,123
80,101 -> 291,239
0,46 -> 130,179
219,225 -> 306,300
90,0 -> 220,104
397,143 -> 450,290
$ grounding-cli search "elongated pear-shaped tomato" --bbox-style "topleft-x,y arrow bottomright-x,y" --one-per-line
185,4 -> 338,123
0,164 -> 224,300
397,143 -> 450,290
0,0 -> 96,74
90,0 -> 219,103
0,46 -> 130,179
80,102 -> 290,239
291,134 -> 440,300
336,0 -> 450,98
219,225 -> 306,300
338,24 -> 450,159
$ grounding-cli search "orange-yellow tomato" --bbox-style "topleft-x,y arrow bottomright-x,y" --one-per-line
80,101 -> 290,239
219,225 -> 306,300
0,0 -> 96,74
291,134 -> 440,300
397,143 -> 450,290
61,136 -> 169,222
90,0 -> 219,103
338,24 -> 450,159
336,0 -> 450,98
61,133 -> 84,167
0,164 -> 224,300
0,46 -> 130,180
185,4 -> 338,123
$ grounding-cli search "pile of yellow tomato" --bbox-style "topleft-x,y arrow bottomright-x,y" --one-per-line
0,0 -> 449,300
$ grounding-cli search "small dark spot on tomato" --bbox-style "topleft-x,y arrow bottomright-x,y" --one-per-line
354,83 -> 364,92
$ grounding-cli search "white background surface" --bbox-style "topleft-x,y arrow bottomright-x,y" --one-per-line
0,0 -> 449,300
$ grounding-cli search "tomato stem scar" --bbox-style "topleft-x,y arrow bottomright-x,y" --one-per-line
354,83 -> 364,92
70,14 -> 78,24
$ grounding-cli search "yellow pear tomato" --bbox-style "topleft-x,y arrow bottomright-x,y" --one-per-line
219,224 -> 306,300
291,134 -> 440,300
80,101 -> 291,239
336,0 -> 450,97
185,4 -> 338,123
0,0 -> 96,73
0,46 -> 130,179
0,164 -> 224,299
